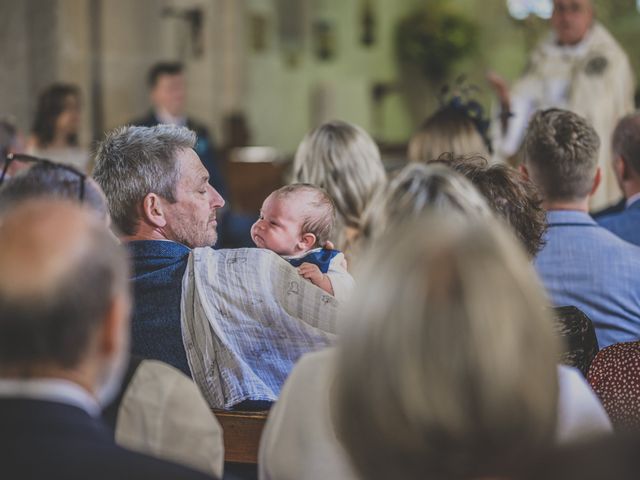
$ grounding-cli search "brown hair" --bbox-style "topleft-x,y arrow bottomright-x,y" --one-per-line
523,108 -> 600,202
437,153 -> 547,257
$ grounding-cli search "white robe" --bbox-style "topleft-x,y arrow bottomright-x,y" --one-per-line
492,22 -> 635,210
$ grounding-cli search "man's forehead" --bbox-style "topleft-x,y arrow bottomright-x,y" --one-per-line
177,148 -> 208,181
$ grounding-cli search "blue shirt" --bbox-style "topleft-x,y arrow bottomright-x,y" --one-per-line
535,210 -> 640,348
597,197 -> 640,247
127,240 -> 192,376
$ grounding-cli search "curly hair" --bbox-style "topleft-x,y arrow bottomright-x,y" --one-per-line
436,153 -> 547,257
31,83 -> 80,148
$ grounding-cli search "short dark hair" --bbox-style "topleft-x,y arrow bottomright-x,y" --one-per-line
612,113 -> 640,175
0,202 -> 128,369
523,109 -> 600,202
31,83 -> 80,148
437,153 -> 547,257
148,61 -> 184,88
0,163 -> 108,220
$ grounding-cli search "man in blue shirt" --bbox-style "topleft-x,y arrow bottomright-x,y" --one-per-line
596,113 -> 640,246
523,108 -> 640,348
93,125 -> 336,410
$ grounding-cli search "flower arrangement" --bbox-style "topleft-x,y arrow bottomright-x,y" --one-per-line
395,3 -> 478,82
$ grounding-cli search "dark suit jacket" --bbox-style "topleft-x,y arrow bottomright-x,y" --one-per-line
0,398 -> 214,480
597,199 -> 640,247
127,240 -> 192,376
591,197 -> 626,219
130,111 -> 227,198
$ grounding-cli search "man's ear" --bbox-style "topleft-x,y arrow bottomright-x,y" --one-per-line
298,232 -> 317,252
590,167 -> 602,196
141,193 -> 167,228
519,164 -> 530,180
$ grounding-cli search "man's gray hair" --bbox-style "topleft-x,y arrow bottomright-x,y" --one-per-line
92,124 -> 196,235
612,112 -> 640,175
523,108 -> 600,202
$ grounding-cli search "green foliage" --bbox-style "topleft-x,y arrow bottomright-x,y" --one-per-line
395,3 -> 479,82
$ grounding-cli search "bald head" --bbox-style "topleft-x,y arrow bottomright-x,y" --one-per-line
0,200 -> 129,371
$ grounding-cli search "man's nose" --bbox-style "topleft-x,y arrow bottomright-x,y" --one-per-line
210,187 -> 225,209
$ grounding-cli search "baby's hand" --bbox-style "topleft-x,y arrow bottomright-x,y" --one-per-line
297,262 -> 334,295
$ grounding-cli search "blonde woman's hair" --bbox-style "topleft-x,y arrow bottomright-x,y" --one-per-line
408,106 -> 489,163
335,216 -> 559,480
292,121 -> 387,252
358,162 -> 492,250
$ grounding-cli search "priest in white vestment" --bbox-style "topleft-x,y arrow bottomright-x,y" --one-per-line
489,0 -> 635,210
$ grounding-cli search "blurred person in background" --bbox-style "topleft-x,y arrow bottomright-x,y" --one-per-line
28,83 -> 90,172
291,120 -> 387,260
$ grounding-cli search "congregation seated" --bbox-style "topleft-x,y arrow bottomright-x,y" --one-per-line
259,163 -> 610,480
596,112 -> 640,246
291,120 -> 387,259
93,125 -> 339,410
333,215 -> 602,480
0,200 -> 214,480
523,108 -> 640,348
436,155 -> 601,375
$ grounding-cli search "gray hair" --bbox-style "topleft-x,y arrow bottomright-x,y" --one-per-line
0,163 -> 108,221
92,124 -> 196,235
291,121 -> 387,252
335,215 -> 559,480
523,108 -> 600,202
359,162 -> 492,248
612,112 -> 640,175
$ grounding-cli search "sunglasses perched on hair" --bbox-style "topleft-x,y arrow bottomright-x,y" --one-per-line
0,153 -> 87,201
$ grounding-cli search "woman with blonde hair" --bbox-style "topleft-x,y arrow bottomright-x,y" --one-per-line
335,216 -> 559,480
408,100 -> 490,163
358,162 -> 491,249
291,120 -> 387,255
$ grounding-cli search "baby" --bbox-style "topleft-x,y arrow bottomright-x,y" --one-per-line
251,183 -> 354,301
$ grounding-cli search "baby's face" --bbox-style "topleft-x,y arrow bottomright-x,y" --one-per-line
251,193 -> 305,256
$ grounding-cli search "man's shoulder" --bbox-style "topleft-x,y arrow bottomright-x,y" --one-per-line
0,399 -> 214,479
544,221 -> 640,257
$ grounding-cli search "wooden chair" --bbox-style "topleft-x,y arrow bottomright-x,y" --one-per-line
213,409 -> 269,464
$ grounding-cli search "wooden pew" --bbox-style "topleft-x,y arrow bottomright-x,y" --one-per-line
213,409 -> 269,464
